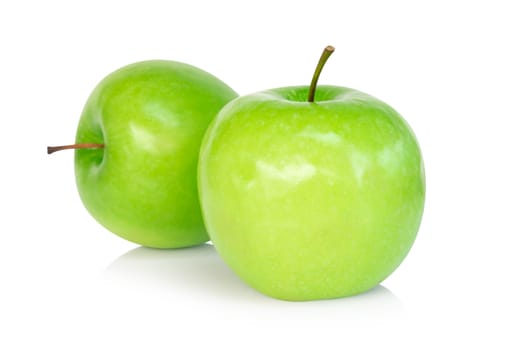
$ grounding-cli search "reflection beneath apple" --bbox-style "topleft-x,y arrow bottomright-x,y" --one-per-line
102,244 -> 404,318
103,243 -> 259,299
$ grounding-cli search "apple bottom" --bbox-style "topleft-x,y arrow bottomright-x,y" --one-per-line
206,189 -> 422,301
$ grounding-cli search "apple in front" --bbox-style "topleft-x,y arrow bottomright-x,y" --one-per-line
75,60 -> 237,248
198,85 -> 425,300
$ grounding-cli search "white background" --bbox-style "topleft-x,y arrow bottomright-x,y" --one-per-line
1,0 -> 505,348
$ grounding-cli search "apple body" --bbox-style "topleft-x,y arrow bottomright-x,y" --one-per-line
75,60 -> 237,248
198,86 -> 425,300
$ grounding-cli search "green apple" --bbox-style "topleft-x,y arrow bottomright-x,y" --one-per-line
198,46 -> 425,300
49,60 -> 238,248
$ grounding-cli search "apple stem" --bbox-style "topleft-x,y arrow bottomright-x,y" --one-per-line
308,45 -> 335,103
47,143 -> 105,154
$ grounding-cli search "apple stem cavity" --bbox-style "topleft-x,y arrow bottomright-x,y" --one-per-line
308,45 -> 335,103
47,143 -> 105,155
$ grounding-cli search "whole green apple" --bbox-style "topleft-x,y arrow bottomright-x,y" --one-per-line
198,47 -> 425,300
49,60 -> 238,248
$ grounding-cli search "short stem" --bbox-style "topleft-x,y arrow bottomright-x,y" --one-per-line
308,45 -> 335,102
47,143 -> 105,154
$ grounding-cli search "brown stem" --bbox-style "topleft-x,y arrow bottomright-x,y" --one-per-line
47,143 -> 105,154
308,45 -> 335,102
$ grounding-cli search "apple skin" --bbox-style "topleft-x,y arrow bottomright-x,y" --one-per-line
198,85 -> 425,300
75,60 -> 238,248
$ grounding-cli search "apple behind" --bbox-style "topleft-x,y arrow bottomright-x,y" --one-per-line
75,60 -> 238,248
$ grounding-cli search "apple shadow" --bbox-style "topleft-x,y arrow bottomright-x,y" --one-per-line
102,243 -> 261,300
102,243 -> 404,316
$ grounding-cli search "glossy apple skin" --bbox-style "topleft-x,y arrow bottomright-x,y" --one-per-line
75,60 -> 238,248
199,86 -> 425,300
